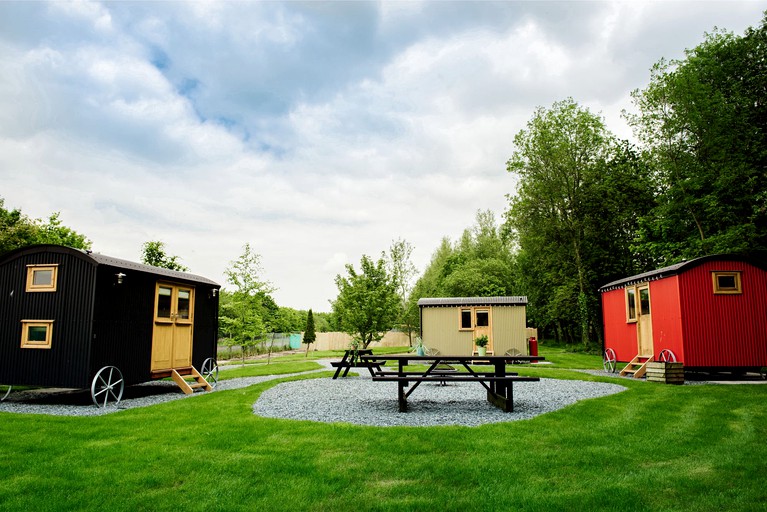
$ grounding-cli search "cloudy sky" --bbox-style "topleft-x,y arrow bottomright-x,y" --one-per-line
1,1 -> 765,310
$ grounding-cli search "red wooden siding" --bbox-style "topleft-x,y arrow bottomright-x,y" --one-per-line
648,276 -> 685,362
602,288 -> 637,362
678,260 -> 767,367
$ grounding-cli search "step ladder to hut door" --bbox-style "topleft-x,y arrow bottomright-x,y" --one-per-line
171,367 -> 213,395
619,354 -> 653,379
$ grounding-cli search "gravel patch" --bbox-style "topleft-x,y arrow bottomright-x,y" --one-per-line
252,376 -> 626,427
0,371 -> 324,417
1,366 -> 628,424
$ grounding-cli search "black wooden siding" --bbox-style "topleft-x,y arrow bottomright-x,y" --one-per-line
0,248 -> 96,388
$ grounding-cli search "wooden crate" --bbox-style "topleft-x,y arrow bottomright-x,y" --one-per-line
646,362 -> 685,384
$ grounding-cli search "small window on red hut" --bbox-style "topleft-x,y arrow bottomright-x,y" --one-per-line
625,287 -> 637,322
712,271 -> 742,294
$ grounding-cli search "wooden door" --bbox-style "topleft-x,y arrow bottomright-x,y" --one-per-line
474,308 -> 493,354
151,283 -> 195,371
636,285 -> 653,356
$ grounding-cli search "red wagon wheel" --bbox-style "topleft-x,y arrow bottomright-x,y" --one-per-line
603,348 -> 617,373
91,366 -> 124,408
658,349 -> 677,363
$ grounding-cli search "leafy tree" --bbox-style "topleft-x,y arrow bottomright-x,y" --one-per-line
0,198 -> 91,254
218,289 -> 265,361
140,240 -> 189,271
331,254 -> 399,349
312,311 -> 333,332
627,15 -> 767,262
505,99 -> 652,347
387,238 -> 419,345
411,210 -> 516,300
220,244 -> 274,360
303,309 -> 316,357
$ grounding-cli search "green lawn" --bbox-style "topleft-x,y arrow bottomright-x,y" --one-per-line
1,347 -> 766,511
218,360 -> 324,380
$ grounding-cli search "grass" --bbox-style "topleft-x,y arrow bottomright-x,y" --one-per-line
1,347 -> 766,511
218,361 -> 324,380
219,345 -> 409,366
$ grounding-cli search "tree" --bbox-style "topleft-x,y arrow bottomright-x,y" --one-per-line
410,210 -> 516,300
626,16 -> 767,262
505,99 -> 653,347
141,240 -> 189,271
331,254 -> 399,349
303,309 -> 316,357
224,243 -> 273,296
387,238 -> 418,346
221,244 -> 274,360
0,198 -> 91,254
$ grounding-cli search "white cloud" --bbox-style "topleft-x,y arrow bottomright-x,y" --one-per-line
2,0 -> 766,310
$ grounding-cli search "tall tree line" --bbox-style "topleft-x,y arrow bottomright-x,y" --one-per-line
414,15 -> 767,347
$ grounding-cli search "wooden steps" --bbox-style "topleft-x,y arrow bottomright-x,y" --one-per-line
171,367 -> 213,395
619,354 -> 653,379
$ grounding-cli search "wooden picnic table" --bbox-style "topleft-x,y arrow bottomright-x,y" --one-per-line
360,354 -> 543,413
330,349 -> 383,379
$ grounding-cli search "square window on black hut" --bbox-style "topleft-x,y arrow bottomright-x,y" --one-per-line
0,245 -> 221,407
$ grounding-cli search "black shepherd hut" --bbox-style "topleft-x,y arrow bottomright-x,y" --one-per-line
0,244 -> 221,406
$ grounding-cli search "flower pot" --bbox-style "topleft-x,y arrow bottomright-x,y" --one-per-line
477,346 -> 487,356
416,346 -> 425,356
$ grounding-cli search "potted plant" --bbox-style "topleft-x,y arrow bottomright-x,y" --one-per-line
348,339 -> 361,364
412,337 -> 426,357
474,335 -> 489,356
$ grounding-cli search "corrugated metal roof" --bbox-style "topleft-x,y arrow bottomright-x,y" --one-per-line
87,252 -> 220,287
417,296 -> 527,307
598,254 -> 767,292
1,244 -> 220,287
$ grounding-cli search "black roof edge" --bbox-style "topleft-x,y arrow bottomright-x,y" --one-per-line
0,244 -> 220,287
598,253 -> 767,292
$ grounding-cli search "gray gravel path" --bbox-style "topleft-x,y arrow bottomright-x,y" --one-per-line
0,369 -> 326,417
253,376 -> 626,427
1,361 -> 627,425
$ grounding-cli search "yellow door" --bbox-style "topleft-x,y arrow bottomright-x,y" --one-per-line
636,285 -> 653,356
474,308 -> 493,354
151,283 -> 195,371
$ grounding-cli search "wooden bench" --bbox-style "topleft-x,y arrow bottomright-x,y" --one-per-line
331,349 -> 382,379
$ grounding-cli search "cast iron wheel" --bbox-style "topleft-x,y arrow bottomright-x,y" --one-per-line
201,357 -> 219,388
91,366 -> 124,408
0,385 -> 11,402
603,348 -> 617,373
658,349 -> 677,363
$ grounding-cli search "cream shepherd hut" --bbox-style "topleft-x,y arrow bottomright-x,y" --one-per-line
417,297 -> 528,356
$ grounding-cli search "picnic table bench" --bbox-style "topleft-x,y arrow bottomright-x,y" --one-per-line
330,349 -> 383,379
360,354 -> 543,413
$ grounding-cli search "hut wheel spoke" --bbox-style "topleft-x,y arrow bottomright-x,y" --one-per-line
91,366 -> 124,408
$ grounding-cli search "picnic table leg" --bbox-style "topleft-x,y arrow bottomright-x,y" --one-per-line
397,359 -> 408,412
486,361 -> 513,412
398,380 -> 408,412
331,352 -> 349,379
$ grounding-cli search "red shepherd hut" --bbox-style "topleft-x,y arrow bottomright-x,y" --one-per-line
599,254 -> 767,377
